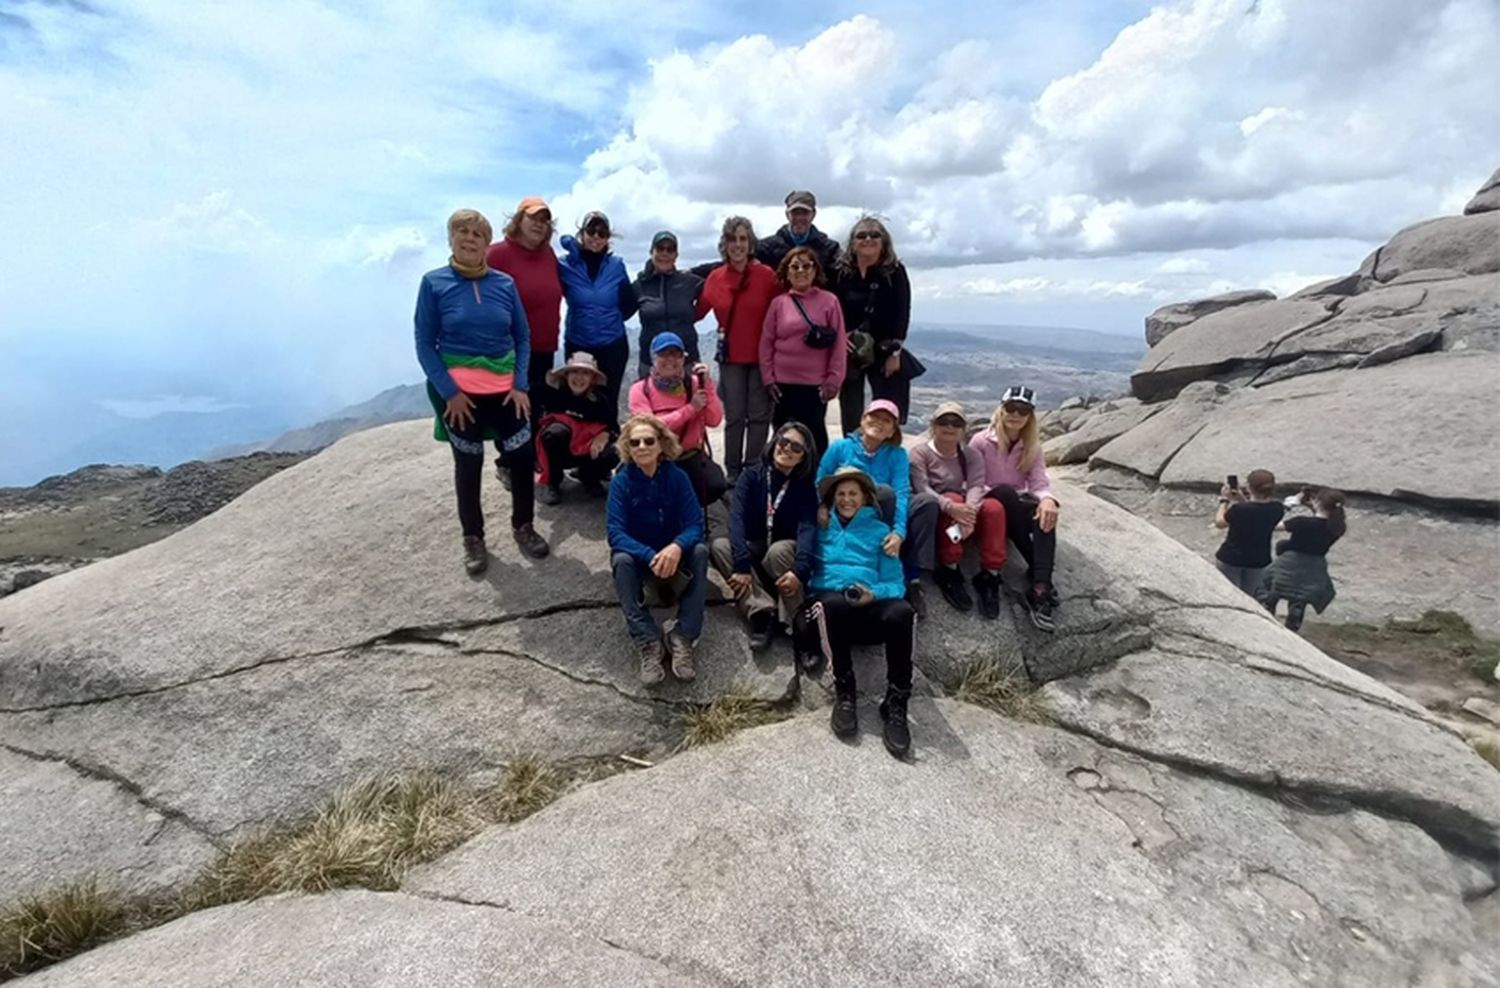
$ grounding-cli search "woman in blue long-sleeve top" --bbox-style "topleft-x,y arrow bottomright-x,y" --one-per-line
415,209 -> 550,574
558,211 -> 638,422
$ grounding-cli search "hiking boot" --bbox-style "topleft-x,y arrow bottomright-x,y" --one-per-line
513,523 -> 550,559
1025,583 -> 1057,633
666,629 -> 696,682
879,689 -> 911,758
972,571 -> 1002,621
638,639 -> 666,686
538,484 -> 562,506
933,566 -> 973,612
831,692 -> 858,738
747,609 -> 775,652
904,580 -> 928,621
462,536 -> 488,576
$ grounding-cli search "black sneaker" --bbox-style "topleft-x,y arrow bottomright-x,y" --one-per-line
748,609 -> 775,651
904,580 -> 928,621
538,484 -> 562,506
831,693 -> 858,737
879,690 -> 911,758
972,571 -> 1002,621
933,566 -> 973,612
1026,584 -> 1057,633
513,523 -> 550,559
462,535 -> 488,576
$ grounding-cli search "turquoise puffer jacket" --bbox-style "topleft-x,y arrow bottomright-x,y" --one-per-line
811,506 -> 906,601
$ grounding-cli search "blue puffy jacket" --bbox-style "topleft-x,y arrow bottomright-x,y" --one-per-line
559,235 -> 634,350
607,461 -> 704,565
815,437 -> 912,538
810,506 -> 906,601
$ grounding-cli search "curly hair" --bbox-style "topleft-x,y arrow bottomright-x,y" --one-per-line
835,215 -> 900,276
717,216 -> 757,262
775,246 -> 827,289
616,413 -> 683,465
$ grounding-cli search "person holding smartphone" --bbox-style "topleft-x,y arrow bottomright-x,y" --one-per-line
628,332 -> 726,508
802,466 -> 916,758
1213,468 -> 1283,595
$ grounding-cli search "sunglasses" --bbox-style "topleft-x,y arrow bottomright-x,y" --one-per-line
933,416 -> 965,428
627,436 -> 658,448
584,227 -> 610,238
775,435 -> 807,455
787,262 -> 815,272
1001,404 -> 1033,415
853,231 -> 881,241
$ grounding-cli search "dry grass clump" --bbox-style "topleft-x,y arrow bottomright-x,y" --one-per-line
1388,610 -> 1499,682
953,661 -> 1051,724
0,879 -> 136,978
680,688 -> 790,749
1470,736 -> 1500,772
482,755 -> 563,823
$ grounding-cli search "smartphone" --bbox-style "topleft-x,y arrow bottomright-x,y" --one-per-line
945,523 -> 963,543
1226,474 -> 1238,491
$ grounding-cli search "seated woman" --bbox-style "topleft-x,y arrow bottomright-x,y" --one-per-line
607,414 -> 710,685
816,399 -> 927,616
970,386 -> 1061,631
627,332 -> 726,507
711,421 -> 819,651
533,352 -> 619,505
1261,487 -> 1346,632
804,466 -> 916,759
909,401 -> 1008,619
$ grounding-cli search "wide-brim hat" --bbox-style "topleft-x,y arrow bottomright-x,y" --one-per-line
818,465 -> 879,505
545,352 -> 607,389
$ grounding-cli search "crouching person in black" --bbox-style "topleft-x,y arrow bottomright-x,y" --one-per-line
801,466 -> 916,759
711,421 -> 819,652
534,352 -> 620,504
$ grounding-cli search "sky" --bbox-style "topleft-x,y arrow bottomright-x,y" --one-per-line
1,0 -> 1497,470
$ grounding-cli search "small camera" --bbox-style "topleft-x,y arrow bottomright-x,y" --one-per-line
945,523 -> 963,543
843,584 -> 866,602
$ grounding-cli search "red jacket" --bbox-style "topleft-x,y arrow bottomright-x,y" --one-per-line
696,261 -> 778,365
487,237 -> 563,353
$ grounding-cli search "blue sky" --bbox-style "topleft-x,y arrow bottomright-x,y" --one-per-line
1,0 -> 1497,481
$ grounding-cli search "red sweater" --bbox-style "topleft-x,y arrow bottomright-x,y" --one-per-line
486,237 -> 563,353
696,261 -> 778,365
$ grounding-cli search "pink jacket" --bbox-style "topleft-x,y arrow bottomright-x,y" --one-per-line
759,287 -> 847,392
969,428 -> 1055,502
628,373 -> 724,455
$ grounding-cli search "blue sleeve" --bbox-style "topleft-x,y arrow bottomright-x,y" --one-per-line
414,276 -> 458,400
728,469 -> 754,572
672,469 -> 705,551
873,538 -> 907,599
607,475 -> 657,565
508,283 -> 531,391
618,271 -> 640,320
889,447 -> 911,538
815,439 -> 843,483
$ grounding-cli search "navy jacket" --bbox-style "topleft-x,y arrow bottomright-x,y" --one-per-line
558,236 -> 637,350
607,461 -> 704,565
727,462 -> 818,583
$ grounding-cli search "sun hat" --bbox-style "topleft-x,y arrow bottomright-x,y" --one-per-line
1000,385 -> 1037,409
818,465 -> 879,505
930,400 -> 967,426
650,332 -> 686,354
544,351 -> 607,389
785,190 -> 817,211
517,196 -> 549,216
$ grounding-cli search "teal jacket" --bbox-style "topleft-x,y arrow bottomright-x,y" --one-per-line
815,437 -> 911,537
811,506 -> 906,601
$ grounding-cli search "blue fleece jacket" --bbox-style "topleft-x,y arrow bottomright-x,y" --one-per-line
815,437 -> 912,538
414,266 -> 532,401
727,462 -> 818,583
810,506 -> 907,601
607,461 -> 704,565
558,235 -> 633,350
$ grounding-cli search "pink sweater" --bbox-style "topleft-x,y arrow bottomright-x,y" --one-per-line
910,440 -> 987,513
628,374 -> 724,454
759,287 -> 847,392
969,428 -> 1055,502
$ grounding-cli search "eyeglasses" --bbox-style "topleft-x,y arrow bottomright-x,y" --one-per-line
853,231 -> 881,241
1001,404 -> 1032,416
627,436 -> 658,448
787,262 -> 814,272
775,435 -> 807,455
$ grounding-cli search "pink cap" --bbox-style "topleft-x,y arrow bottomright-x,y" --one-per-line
864,399 -> 900,420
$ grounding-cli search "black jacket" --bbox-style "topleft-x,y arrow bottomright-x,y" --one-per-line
535,381 -> 619,436
634,264 -> 704,367
832,262 -> 912,356
727,462 -> 818,583
756,225 -> 841,276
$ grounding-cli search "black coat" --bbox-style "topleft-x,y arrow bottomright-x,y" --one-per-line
755,225 -> 841,277
832,262 -> 912,356
727,462 -> 819,584
634,265 -> 704,367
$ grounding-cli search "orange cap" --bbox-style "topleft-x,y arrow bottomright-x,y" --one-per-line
517,196 -> 550,215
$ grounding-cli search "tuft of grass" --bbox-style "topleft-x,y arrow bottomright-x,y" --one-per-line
680,688 -> 789,749
1471,736 -> 1500,772
483,755 -> 563,824
953,661 -> 1051,724
0,879 -> 136,978
1307,609 -> 1500,685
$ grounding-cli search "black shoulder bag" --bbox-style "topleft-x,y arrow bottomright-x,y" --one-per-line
791,295 -> 837,350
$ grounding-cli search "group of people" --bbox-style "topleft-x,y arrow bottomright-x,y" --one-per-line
1213,469 -> 1348,631
414,193 -> 1062,759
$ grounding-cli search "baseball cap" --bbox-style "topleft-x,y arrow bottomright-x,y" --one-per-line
651,230 -> 678,248
784,190 -> 817,211
1000,386 -> 1037,409
517,196 -> 549,216
930,400 -> 967,426
650,332 -> 685,354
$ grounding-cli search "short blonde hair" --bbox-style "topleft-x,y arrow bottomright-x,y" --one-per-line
447,209 -> 493,244
616,413 -> 683,464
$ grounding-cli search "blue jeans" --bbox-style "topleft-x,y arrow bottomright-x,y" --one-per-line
612,543 -> 710,645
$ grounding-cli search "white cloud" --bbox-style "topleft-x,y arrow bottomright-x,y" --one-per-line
125,192 -> 279,254
1155,257 -> 1212,275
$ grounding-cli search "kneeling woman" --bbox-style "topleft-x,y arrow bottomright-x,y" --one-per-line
534,352 -> 619,504
806,466 -> 916,758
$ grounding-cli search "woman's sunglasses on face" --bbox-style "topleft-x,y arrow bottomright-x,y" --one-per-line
788,262 -> 814,272
775,435 -> 806,455
853,231 -> 881,241
1002,404 -> 1031,416
627,435 -> 658,448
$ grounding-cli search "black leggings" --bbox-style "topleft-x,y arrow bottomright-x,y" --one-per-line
985,484 -> 1057,585
814,594 -> 915,696
837,363 -> 910,436
566,335 -> 630,426
447,391 -> 535,537
773,384 -> 829,460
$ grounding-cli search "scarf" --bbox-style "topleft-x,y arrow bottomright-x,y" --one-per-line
449,255 -> 488,279
651,374 -> 686,397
